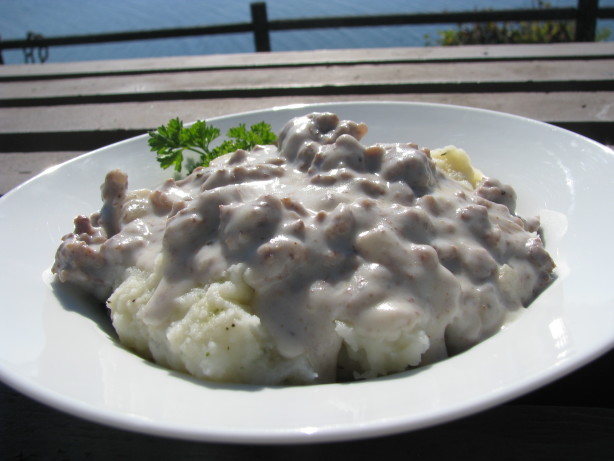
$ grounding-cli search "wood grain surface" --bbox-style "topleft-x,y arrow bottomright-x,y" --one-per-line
1,43 -> 612,459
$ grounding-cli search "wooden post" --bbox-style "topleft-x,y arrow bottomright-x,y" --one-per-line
251,2 -> 271,52
575,0 -> 598,41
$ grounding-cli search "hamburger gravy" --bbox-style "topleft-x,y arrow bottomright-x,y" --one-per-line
52,113 -> 555,385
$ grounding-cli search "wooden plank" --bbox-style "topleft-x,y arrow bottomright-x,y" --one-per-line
1,43 -> 612,79
1,92 -> 612,192
2,92 -> 613,134
1,377 -> 612,460
2,60 -> 613,105
2,93 -> 613,154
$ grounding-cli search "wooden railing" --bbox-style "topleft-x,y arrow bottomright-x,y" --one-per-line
1,0 -> 613,64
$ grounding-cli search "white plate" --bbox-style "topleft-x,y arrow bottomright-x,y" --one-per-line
0,102 -> 613,444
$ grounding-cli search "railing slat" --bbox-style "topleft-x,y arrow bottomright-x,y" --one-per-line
0,0 -> 612,59
577,0 -> 599,41
251,2 -> 271,52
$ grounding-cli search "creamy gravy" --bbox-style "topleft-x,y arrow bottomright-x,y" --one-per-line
53,113 -> 555,384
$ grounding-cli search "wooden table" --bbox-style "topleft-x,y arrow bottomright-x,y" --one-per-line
1,43 -> 613,458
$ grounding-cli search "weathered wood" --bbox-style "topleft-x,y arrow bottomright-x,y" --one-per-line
2,92 -> 612,134
1,43 -> 613,456
1,91 -> 613,192
1,378 -> 612,460
1,43 -> 612,80
2,60 -> 613,105
1,44 -> 613,181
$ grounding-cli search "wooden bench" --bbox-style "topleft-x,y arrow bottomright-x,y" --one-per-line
0,42 -> 613,458
1,42 -> 613,195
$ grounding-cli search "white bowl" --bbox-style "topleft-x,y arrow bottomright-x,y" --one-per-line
0,102 -> 612,444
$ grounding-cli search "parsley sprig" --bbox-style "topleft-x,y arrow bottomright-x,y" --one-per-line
148,118 -> 277,174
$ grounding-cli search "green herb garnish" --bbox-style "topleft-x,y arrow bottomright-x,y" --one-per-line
148,118 -> 277,174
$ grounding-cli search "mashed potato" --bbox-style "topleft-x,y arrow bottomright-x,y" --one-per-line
53,113 -> 555,385
108,261 -> 316,384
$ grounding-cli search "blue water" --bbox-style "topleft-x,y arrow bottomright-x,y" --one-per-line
1,0 -> 612,64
